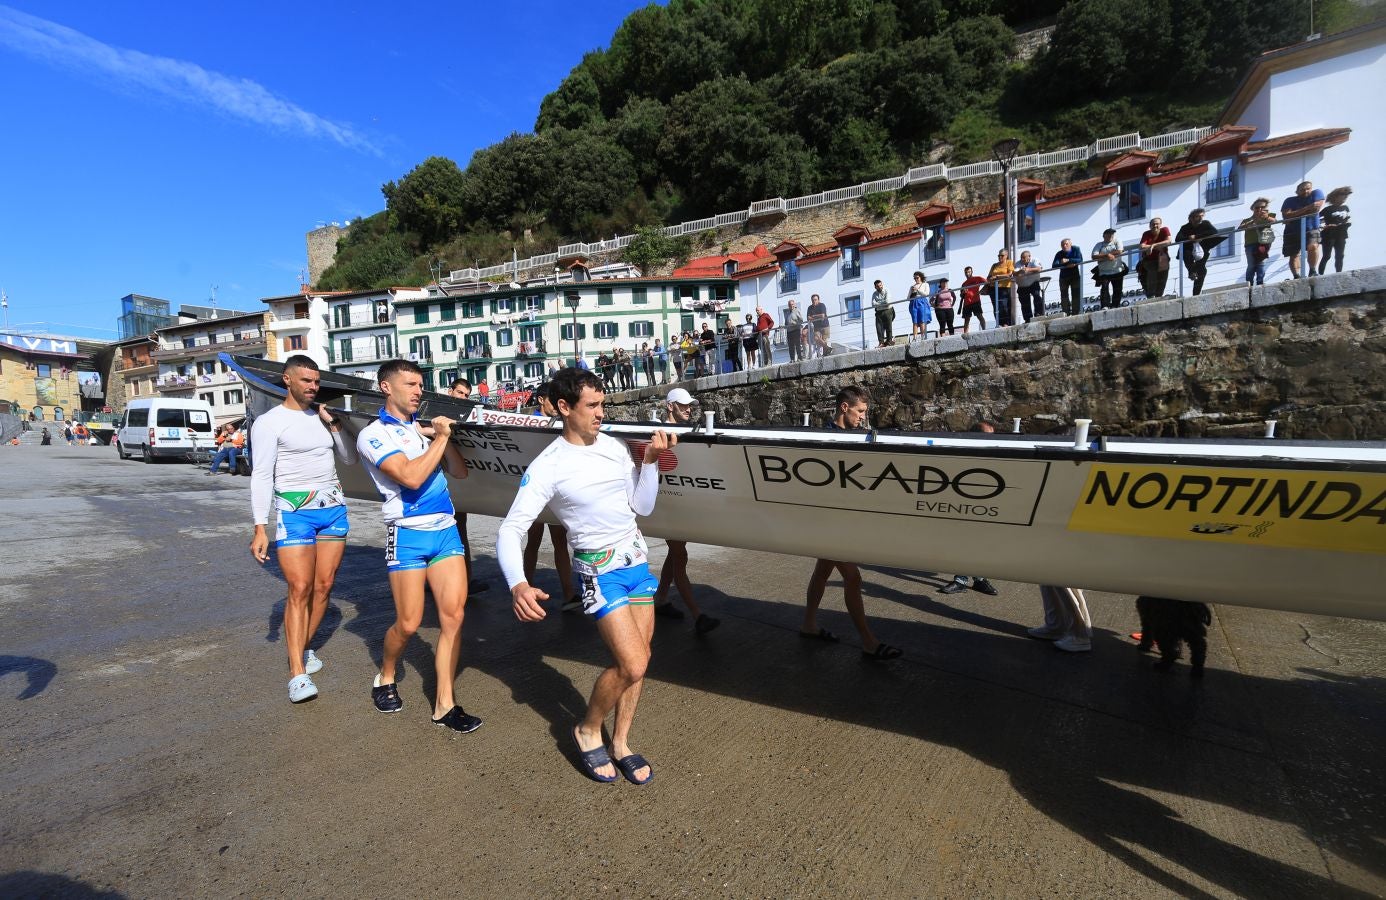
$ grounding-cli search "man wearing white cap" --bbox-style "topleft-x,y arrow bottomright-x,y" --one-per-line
651,387 -> 719,635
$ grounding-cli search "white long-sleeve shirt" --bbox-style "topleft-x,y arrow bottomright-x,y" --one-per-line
496,432 -> 660,589
249,405 -> 358,525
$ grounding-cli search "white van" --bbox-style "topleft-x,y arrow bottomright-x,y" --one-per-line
115,398 -> 216,462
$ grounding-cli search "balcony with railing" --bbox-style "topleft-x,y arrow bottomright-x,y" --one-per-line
1205,173 -> 1239,205
267,309 -> 315,330
463,345 -> 493,360
151,332 -> 265,360
515,339 -> 548,359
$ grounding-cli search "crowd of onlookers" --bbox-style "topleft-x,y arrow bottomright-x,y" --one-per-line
543,181 -> 1355,390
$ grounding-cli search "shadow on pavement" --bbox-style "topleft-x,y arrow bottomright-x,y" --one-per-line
0,655 -> 58,700
481,579 -> 1385,898
0,872 -> 126,899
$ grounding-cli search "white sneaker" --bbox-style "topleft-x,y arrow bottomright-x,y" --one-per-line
1027,626 -> 1065,640
1054,635 -> 1092,653
304,649 -> 323,674
288,673 -> 319,703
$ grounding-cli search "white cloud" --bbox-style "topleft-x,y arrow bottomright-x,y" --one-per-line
0,5 -> 380,156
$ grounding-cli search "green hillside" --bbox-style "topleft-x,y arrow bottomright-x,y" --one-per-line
316,0 -> 1382,291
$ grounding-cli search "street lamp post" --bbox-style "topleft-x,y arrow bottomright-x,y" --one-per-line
992,137 -> 1022,328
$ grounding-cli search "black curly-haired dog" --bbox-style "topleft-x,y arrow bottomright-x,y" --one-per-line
1136,596 -> 1211,677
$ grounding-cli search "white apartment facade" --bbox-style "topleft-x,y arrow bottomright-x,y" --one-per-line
151,310 -> 266,423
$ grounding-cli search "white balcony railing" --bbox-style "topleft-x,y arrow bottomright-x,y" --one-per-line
453,124 -> 1218,282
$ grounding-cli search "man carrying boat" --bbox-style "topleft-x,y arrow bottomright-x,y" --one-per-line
357,360 -> 481,734
498,368 -> 676,784
650,386 -> 720,635
800,385 -> 903,661
249,354 -> 358,704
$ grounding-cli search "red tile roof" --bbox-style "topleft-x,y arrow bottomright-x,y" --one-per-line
833,224 -> 871,244
1147,162 -> 1207,185
671,246 -> 771,277
914,203 -> 954,225
771,240 -> 808,260
1103,151 -> 1159,184
1188,125 -> 1255,163
1242,127 -> 1351,161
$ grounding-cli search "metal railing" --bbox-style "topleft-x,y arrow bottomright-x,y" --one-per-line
457,124 -> 1217,283
1206,174 -> 1238,204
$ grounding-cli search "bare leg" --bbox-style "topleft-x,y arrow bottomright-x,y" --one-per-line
549,524 -> 574,599
801,558 -> 835,634
609,604 -> 655,781
575,606 -> 651,781
276,545 -> 317,677
653,541 -> 701,618
425,556 -> 468,717
380,569 -> 426,685
836,562 -> 881,653
308,539 -> 345,649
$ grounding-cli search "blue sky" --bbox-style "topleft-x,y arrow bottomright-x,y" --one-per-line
0,1 -> 648,340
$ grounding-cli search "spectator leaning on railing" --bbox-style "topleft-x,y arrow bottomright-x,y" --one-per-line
755,305 -> 774,366
1280,180 -> 1325,279
986,250 -> 1015,327
1014,250 -> 1044,322
1239,198 -> 1277,287
871,280 -> 894,347
932,277 -> 957,335
959,266 -> 987,334
783,299 -> 805,362
1174,208 -> 1219,297
907,271 -> 931,340
1052,238 -> 1084,315
1137,217 -> 1173,299
807,293 -> 830,351
1091,229 -> 1125,309
1318,186 -> 1351,275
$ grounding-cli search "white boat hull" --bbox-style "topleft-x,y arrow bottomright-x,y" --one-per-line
229,355 -> 1386,622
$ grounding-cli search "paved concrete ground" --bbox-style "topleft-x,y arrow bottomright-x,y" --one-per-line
1,445 -> 1384,899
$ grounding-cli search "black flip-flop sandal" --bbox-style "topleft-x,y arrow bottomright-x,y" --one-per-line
862,643 -> 903,661
799,627 -> 839,643
614,753 -> 654,786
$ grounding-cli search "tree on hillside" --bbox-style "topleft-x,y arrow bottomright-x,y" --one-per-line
459,133 -> 554,233
656,76 -> 819,214
381,156 -> 466,249
544,129 -> 640,234
535,63 -> 604,131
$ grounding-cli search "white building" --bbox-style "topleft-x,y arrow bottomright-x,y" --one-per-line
321,287 -> 428,378
151,310 -> 266,423
262,290 -> 334,367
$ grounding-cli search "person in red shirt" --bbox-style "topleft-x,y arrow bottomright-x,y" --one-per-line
959,266 -> 988,334
1138,217 -> 1173,298
754,306 -> 775,368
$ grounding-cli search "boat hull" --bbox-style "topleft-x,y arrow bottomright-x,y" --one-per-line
227,354 -> 1386,622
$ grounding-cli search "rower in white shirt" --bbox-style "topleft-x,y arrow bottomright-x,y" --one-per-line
497,368 -> 675,785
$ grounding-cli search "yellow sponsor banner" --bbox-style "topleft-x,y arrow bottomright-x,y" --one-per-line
1067,463 -> 1386,554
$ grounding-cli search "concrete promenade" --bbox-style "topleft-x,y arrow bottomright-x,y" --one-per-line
1,447 -> 1383,898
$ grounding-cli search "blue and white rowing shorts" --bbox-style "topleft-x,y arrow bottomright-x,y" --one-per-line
572,533 -> 658,620
275,506 -> 350,548
385,523 -> 466,572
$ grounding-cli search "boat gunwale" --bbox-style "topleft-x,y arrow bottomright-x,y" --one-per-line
222,353 -> 1386,475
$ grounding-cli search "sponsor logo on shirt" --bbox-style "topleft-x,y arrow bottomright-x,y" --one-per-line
368,438 -> 383,449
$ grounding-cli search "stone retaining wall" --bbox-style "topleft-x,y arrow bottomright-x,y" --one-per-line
602,267 -> 1386,440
